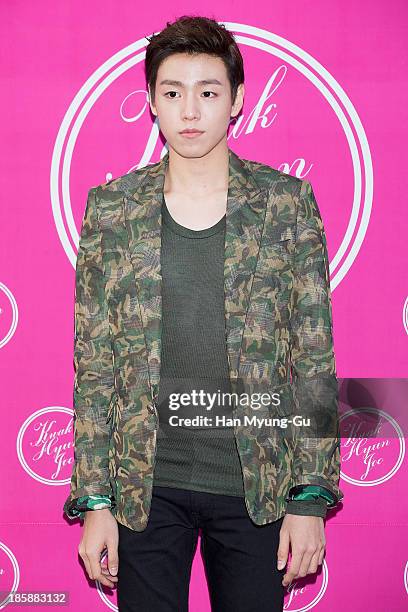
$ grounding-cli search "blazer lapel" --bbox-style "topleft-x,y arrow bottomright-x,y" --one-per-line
123,148 -> 268,404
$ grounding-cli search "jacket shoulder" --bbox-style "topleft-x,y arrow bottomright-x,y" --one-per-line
243,156 -> 303,195
93,159 -> 161,196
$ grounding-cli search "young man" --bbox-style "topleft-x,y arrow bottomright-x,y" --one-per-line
63,15 -> 344,612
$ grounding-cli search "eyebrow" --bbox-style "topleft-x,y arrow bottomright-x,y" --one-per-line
158,79 -> 223,87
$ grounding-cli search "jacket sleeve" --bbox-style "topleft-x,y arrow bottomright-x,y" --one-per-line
289,179 -> 344,508
63,186 -> 116,521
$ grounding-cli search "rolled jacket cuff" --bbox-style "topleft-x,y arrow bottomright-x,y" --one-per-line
285,499 -> 327,518
64,494 -> 114,520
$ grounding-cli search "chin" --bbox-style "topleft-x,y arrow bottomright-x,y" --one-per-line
168,142 -> 211,159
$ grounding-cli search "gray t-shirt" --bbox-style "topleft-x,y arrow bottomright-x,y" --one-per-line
153,193 -> 245,497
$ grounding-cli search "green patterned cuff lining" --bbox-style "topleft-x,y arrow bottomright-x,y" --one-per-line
288,485 -> 337,506
67,494 -> 114,518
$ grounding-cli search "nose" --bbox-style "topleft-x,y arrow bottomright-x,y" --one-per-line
181,93 -> 200,121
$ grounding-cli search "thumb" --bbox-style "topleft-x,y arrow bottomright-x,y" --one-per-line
107,544 -> 119,576
277,528 -> 289,570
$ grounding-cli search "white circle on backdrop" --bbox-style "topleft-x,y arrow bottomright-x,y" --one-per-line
51,23 -> 373,291
0,541 -> 20,610
17,407 -> 74,486
283,558 -> 329,611
339,407 -> 405,486
0,282 -> 18,349
96,549 -> 118,610
403,296 -> 408,335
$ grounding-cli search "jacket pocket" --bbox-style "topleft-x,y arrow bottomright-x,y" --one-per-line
271,382 -> 294,417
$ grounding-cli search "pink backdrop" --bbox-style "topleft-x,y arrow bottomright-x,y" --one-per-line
1,1 -> 408,609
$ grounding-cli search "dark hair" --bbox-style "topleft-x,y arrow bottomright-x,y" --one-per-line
145,15 -> 244,106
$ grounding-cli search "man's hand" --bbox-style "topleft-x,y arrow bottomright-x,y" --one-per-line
277,514 -> 326,587
78,509 -> 119,588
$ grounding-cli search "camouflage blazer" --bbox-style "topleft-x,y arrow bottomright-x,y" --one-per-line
63,147 -> 344,532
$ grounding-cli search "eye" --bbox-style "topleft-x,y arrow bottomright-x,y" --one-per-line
163,91 -> 217,99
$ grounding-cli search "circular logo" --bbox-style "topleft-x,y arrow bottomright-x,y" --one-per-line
51,23 -> 372,292
17,407 -> 74,485
340,407 -> 405,487
0,282 -> 18,349
0,541 -> 20,610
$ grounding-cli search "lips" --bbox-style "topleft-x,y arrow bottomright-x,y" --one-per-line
179,129 -> 204,139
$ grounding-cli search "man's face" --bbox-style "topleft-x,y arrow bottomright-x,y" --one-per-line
149,52 -> 244,157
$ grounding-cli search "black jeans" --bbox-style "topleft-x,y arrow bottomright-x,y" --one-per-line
117,485 -> 285,612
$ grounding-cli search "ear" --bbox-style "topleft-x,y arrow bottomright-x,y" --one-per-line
148,86 -> 157,116
231,83 -> 245,118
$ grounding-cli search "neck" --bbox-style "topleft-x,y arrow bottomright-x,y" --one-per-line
164,141 -> 230,199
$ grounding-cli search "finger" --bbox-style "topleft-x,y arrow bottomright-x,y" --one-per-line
318,546 -> 325,565
297,548 -> 315,578
89,553 -> 104,583
101,565 -> 118,582
283,550 -> 302,586
277,528 -> 290,570
95,565 -> 116,588
107,543 -> 119,576
88,554 -> 115,588
307,550 -> 321,575
81,554 -> 93,581
97,574 -> 117,588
